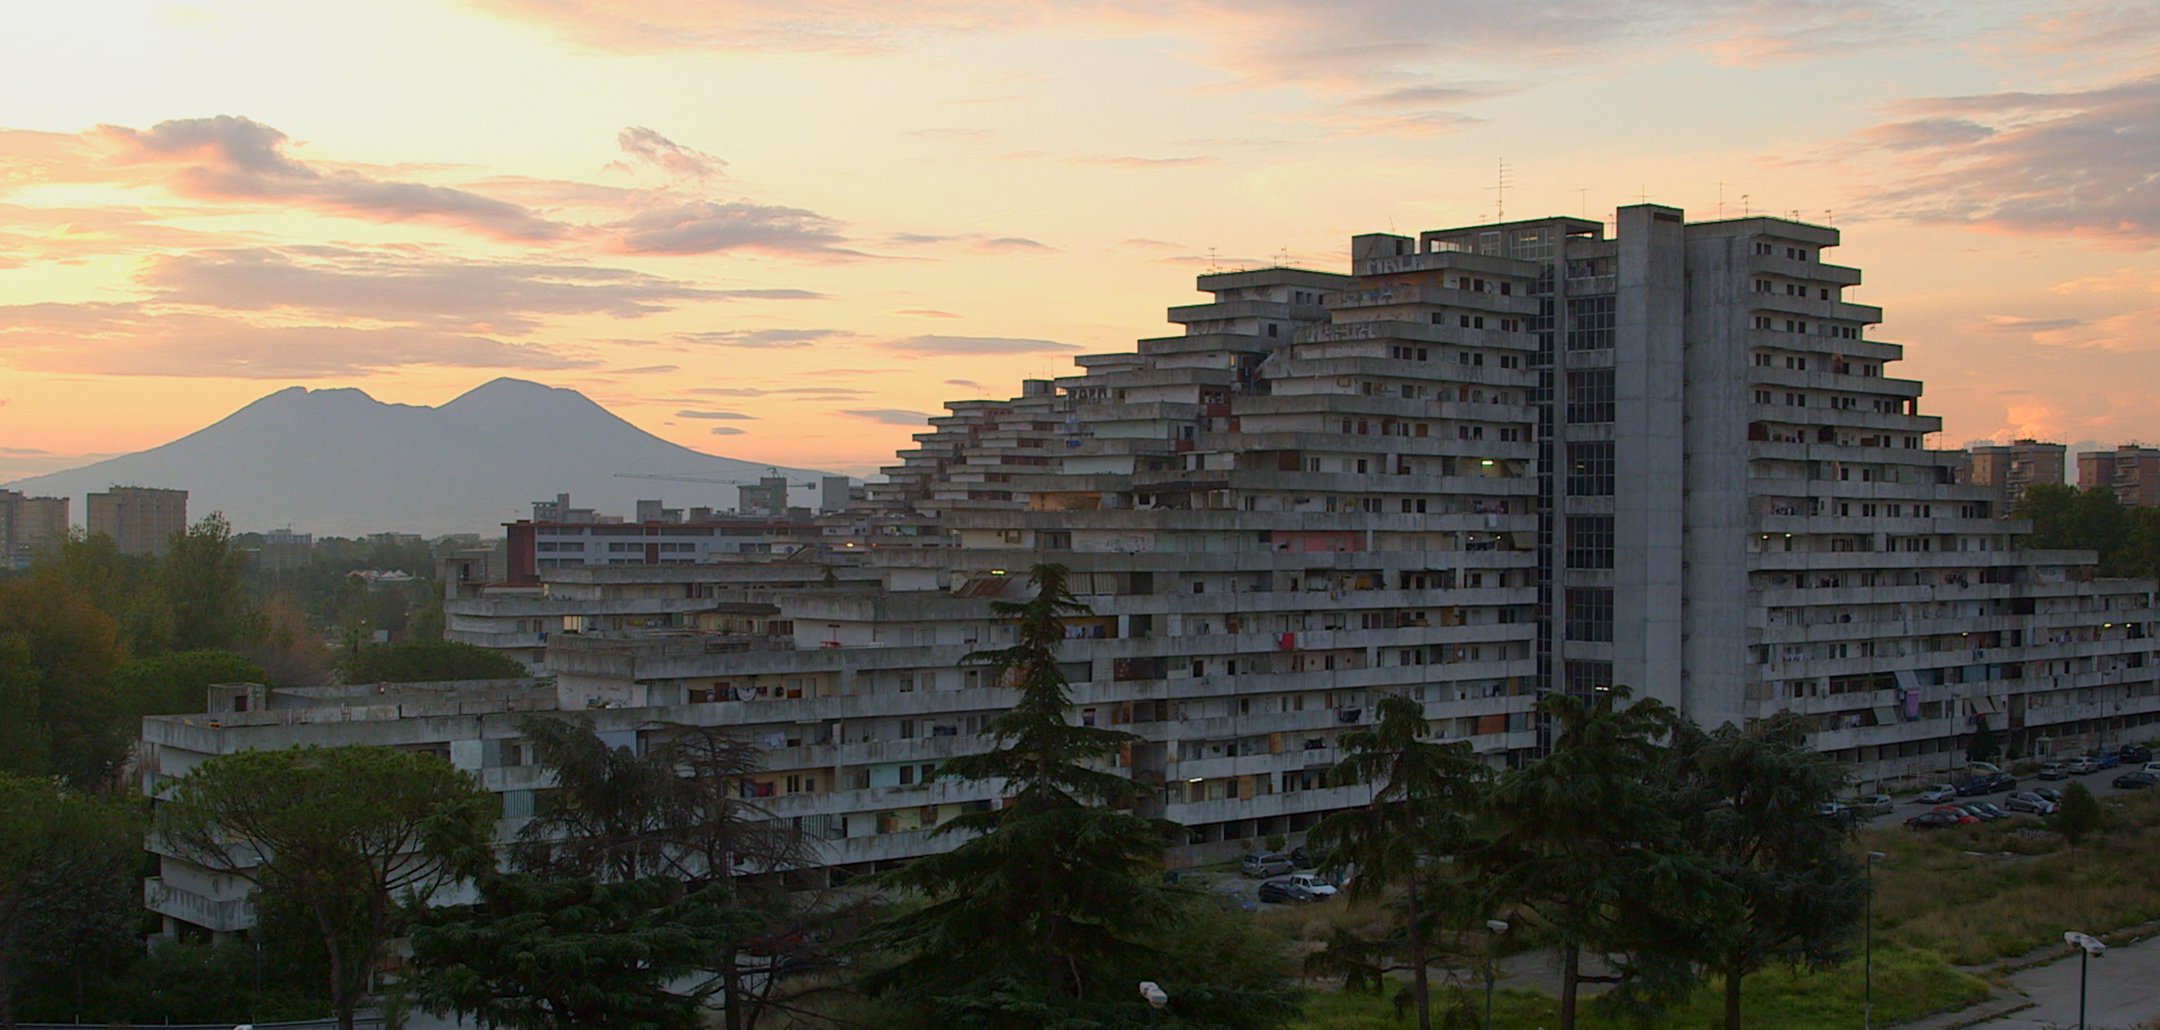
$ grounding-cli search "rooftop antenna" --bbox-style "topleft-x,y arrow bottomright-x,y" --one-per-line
1574,188 -> 1590,217
1277,246 -> 1290,267
1742,194 -> 1752,217
1207,247 -> 1219,273
1487,158 -> 1512,221
1638,184 -> 1648,204
1717,182 -> 1726,218
1825,208 -> 1834,225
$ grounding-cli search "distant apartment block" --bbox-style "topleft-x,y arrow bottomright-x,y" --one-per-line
0,489 -> 69,570
86,486 -> 187,557
1962,439 -> 2065,508
2079,445 -> 2160,507
247,527 -> 314,573
506,493 -> 824,585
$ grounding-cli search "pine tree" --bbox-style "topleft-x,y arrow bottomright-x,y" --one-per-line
866,563 -> 1184,1025
1303,694 -> 1491,1029
1490,686 -> 1698,1030
1669,712 -> 1865,1030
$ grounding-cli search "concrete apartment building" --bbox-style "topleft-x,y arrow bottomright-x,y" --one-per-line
143,205 -> 2160,936
1962,439 -> 2066,508
0,489 -> 69,570
2079,445 -> 2160,507
87,485 -> 188,557
506,494 -> 824,584
443,558 -> 880,672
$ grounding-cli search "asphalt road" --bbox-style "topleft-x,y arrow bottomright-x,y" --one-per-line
1967,932 -> 2160,1030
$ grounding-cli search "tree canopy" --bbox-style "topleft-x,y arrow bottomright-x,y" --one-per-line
156,745 -> 494,1030
1492,686 -> 1698,1030
0,774 -> 142,1030
411,874 -> 730,1030
0,574 -> 125,787
1668,712 -> 1864,1030
335,638 -> 527,684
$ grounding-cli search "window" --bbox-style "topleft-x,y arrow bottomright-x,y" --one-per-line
1566,588 -> 1615,642
1566,295 -> 1616,351
1565,659 -> 1614,694
1565,367 -> 1614,424
1566,440 -> 1615,496
1566,515 -> 1614,570
1753,316 -> 1774,330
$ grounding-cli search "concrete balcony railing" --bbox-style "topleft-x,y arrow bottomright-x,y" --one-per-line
145,876 -> 254,933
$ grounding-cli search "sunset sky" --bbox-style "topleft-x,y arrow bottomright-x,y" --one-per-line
3,1 -> 2158,482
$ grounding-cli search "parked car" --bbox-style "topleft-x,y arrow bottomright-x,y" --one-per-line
2121,744 -> 2153,764
2068,757 -> 2102,775
1954,778 -> 1994,797
1286,873 -> 1338,898
1257,879 -> 1316,904
1932,805 -> 1980,825
1289,844 -> 1329,870
1242,852 -> 1295,878
1918,784 -> 1958,804
1988,773 -> 2018,794
1906,810 -> 1964,830
2038,762 -> 2069,780
1975,801 -> 2014,820
2095,752 -> 2122,770
1956,802 -> 2001,822
2141,761 -> 2160,777
2005,792 -> 2057,815
2033,787 -> 2064,805
1817,802 -> 1854,824
2112,771 -> 2159,790
1846,794 -> 1895,818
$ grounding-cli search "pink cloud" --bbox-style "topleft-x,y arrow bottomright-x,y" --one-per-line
0,302 -> 595,378
90,116 -> 569,241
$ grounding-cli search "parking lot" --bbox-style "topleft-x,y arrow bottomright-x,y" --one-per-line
1858,764 -> 2158,831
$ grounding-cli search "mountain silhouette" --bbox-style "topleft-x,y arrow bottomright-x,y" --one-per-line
4,378 -> 837,536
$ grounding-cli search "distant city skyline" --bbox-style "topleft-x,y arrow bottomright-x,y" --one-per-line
4,1 -> 2159,482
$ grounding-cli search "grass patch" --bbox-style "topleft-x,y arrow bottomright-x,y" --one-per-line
1287,945 -> 1986,1030
1867,789 -> 2160,965
1250,894 -> 1396,943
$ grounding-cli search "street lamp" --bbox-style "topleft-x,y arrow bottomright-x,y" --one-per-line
1864,851 -> 1885,1030
2064,931 -> 2106,1030
1140,980 -> 1168,1027
1484,919 -> 1510,1030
